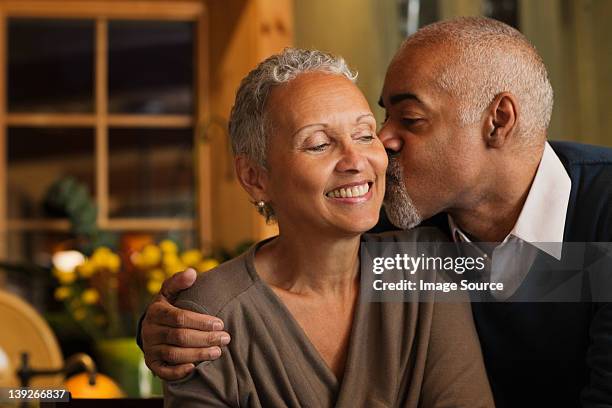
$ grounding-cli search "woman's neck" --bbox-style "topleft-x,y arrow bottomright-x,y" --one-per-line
255,229 -> 361,298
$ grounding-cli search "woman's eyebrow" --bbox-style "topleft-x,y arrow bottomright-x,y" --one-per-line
292,114 -> 374,138
291,123 -> 326,138
355,113 -> 375,122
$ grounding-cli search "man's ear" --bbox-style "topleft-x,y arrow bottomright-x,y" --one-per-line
483,92 -> 518,148
234,155 -> 270,203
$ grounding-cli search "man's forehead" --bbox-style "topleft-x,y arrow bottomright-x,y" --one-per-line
379,70 -> 433,109
380,50 -> 446,108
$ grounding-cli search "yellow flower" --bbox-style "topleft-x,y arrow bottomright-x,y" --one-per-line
198,258 -> 219,272
89,247 -> 121,272
160,239 -> 178,254
53,268 -> 77,285
148,268 -> 165,282
181,249 -> 202,267
163,252 -> 180,266
81,288 -> 100,305
162,253 -> 186,276
54,286 -> 71,301
146,279 -> 163,295
77,261 -> 95,278
90,247 -> 111,268
107,253 -> 121,273
166,261 -> 187,276
73,308 -> 87,321
141,245 -> 162,268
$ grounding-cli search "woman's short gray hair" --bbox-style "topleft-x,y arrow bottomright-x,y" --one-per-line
228,48 -> 357,221
228,47 -> 357,167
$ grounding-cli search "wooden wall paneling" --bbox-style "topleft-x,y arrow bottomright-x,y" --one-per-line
6,113 -> 96,127
107,114 -> 193,128
207,0 -> 257,251
5,114 -> 193,128
572,0 -> 600,144
195,3 -> 212,251
0,12 -> 7,276
206,0 -> 291,250
250,0 -> 291,241
95,19 -> 109,228
0,1 -> 203,21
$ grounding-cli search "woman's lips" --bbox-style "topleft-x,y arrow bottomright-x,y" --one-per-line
326,182 -> 370,198
325,182 -> 374,203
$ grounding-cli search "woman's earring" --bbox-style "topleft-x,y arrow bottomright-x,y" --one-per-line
256,201 -> 266,209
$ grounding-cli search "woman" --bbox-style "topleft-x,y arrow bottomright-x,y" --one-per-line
164,48 -> 494,407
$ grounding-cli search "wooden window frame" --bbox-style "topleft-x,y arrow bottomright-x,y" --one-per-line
0,0 -> 211,258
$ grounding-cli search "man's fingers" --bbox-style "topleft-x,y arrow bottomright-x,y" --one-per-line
155,345 -> 223,365
160,268 -> 198,301
159,327 -> 231,348
147,360 -> 195,382
150,302 -> 225,331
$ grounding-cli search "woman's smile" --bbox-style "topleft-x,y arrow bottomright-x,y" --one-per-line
325,181 -> 374,203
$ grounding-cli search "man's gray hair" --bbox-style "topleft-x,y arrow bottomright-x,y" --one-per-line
229,47 -> 357,167
399,17 -> 553,142
228,48 -> 357,220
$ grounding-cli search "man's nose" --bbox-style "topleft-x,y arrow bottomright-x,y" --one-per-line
378,124 -> 403,153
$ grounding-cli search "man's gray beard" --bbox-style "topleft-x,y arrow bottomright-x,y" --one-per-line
384,157 -> 422,229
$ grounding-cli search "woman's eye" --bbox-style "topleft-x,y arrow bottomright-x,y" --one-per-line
358,135 -> 375,142
307,143 -> 330,152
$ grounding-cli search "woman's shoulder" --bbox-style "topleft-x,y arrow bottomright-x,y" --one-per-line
363,226 -> 450,243
175,251 -> 257,317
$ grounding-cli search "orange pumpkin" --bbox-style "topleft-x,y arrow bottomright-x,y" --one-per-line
64,372 -> 125,399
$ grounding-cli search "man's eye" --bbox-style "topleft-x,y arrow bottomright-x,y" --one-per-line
401,118 -> 421,126
307,143 -> 330,152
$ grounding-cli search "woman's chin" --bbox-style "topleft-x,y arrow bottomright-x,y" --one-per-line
332,217 -> 379,236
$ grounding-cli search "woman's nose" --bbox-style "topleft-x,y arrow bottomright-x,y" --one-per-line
378,123 -> 403,153
336,144 -> 367,173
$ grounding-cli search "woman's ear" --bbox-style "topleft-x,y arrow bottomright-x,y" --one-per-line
483,92 -> 518,148
234,155 -> 270,202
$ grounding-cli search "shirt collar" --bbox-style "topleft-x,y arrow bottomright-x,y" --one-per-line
448,142 -> 571,260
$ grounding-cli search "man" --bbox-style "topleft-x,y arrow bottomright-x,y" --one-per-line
139,17 -> 612,407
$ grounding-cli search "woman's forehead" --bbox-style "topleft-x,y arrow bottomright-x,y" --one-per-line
267,73 -> 371,126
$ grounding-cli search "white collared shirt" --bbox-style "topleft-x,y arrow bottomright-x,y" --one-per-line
449,142 -> 572,298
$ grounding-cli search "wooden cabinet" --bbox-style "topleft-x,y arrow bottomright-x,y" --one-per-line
0,0 -> 289,266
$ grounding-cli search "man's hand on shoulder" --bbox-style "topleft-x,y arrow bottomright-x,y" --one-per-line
141,268 -> 231,381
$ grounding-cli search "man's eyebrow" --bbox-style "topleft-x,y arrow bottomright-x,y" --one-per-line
390,93 -> 423,106
379,93 -> 424,108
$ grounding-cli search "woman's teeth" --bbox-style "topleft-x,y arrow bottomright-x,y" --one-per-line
326,183 -> 370,198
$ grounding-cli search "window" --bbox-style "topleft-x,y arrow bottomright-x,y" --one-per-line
0,1 -> 210,263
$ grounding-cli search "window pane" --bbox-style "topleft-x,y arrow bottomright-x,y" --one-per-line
108,21 -> 194,114
8,19 -> 94,113
108,128 -> 195,218
7,127 -> 95,219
